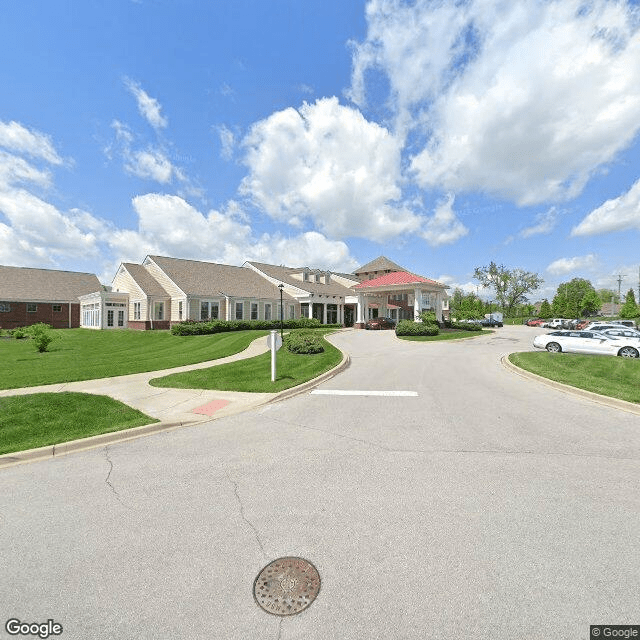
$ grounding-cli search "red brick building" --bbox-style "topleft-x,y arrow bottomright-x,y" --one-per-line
0,265 -> 102,329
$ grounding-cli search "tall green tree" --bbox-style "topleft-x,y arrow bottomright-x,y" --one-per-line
553,278 -> 597,317
539,299 -> 552,318
473,262 -> 543,316
597,288 -> 619,305
580,289 -> 601,316
619,289 -> 639,319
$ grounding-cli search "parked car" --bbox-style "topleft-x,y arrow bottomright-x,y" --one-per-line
543,318 -> 570,329
599,327 -> 640,339
526,318 -> 546,327
533,330 -> 640,358
480,317 -> 503,327
585,320 -> 637,330
365,316 -> 396,330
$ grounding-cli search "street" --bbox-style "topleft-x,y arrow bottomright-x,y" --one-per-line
2,326 -> 639,640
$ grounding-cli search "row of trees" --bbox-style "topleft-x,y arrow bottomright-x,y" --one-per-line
450,262 -> 640,319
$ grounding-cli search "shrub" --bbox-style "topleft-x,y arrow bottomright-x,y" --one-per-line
447,320 -> 482,332
170,317 -> 330,336
28,323 -> 55,352
283,330 -> 325,354
11,328 -> 28,339
395,320 -> 439,336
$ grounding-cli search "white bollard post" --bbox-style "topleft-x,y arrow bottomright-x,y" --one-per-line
270,330 -> 277,382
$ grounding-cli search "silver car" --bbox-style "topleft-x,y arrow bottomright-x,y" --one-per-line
533,330 -> 640,358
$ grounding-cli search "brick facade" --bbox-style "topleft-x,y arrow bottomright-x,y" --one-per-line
0,302 -> 79,329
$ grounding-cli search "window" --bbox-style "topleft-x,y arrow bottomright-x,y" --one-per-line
201,301 -> 210,320
107,310 -> 114,327
289,305 -> 295,319
251,303 -> 258,320
118,310 -> 125,327
155,302 -> 164,320
27,303 -> 37,313
235,302 -> 243,320
0,302 -> 10,312
211,302 -> 219,319
52,304 -> 62,312
133,302 -> 141,320
82,303 -> 100,327
178,301 -> 183,320
264,303 -> 271,321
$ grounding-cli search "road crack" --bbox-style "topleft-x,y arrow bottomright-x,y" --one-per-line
225,470 -> 267,561
103,446 -> 133,510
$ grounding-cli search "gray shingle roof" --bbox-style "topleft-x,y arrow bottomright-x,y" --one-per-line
122,263 -> 170,297
0,265 -> 102,302
148,256 -> 295,300
246,262 -> 357,296
354,256 -> 407,274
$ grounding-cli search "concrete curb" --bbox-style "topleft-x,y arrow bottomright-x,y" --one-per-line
501,354 -> 640,416
0,333 -> 351,469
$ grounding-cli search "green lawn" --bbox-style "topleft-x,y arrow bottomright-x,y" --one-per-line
509,351 -> 640,403
0,329 -> 269,390
398,329 -> 492,341
150,332 -> 342,392
0,392 -> 157,455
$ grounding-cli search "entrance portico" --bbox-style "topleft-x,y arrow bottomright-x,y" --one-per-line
353,271 -> 449,328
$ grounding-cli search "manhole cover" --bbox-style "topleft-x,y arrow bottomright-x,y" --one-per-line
253,557 -> 321,616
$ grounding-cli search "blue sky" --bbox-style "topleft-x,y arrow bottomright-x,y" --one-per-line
1,0 -> 640,302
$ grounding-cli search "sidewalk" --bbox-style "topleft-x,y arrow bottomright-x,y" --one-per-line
0,333 -> 276,426
0,331 -> 350,467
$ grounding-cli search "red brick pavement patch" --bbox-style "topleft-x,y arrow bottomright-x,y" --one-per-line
192,399 -> 231,416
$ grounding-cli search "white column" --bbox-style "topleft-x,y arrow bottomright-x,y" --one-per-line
414,288 -> 421,321
435,292 -> 443,322
308,300 -> 313,319
356,294 -> 365,324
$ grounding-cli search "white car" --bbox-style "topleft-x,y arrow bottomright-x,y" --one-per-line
533,330 -> 640,358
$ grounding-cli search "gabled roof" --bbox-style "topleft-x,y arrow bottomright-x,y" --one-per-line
147,256 -> 295,300
354,271 -> 444,289
246,261 -> 357,297
354,256 -> 406,274
0,265 -> 102,302
122,263 -> 170,297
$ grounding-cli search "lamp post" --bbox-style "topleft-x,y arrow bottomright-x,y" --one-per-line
278,283 -> 284,340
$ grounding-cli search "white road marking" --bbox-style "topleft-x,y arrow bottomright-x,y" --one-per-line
311,390 -> 418,397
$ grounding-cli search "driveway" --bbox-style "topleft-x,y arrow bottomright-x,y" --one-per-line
1,325 -> 639,640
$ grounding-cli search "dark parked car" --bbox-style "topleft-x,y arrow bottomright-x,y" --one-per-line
480,317 -> 503,327
365,316 -> 396,330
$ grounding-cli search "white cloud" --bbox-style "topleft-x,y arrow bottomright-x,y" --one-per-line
571,177 -> 640,236
546,253 -> 598,275
109,193 -> 358,272
240,97 -> 422,241
125,149 -> 174,183
124,77 -> 168,130
0,150 -> 52,190
217,125 -> 235,160
520,207 -> 559,238
351,0 -> 640,205
420,194 -> 468,246
0,120 -> 64,165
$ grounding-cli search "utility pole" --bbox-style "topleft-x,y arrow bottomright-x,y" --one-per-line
617,274 -> 626,302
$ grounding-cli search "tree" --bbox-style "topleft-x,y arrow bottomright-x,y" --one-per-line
539,299 -> 552,318
619,289 -> 639,319
473,262 -> 543,316
553,278 -> 597,317
597,288 -> 619,305
580,289 -> 601,317
449,288 -> 485,319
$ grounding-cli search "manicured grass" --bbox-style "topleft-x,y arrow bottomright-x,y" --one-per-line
398,329 -> 492,341
0,329 -> 269,390
509,351 -> 640,403
150,331 -> 342,392
0,392 -> 158,455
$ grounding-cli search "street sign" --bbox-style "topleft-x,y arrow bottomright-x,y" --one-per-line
267,333 -> 282,351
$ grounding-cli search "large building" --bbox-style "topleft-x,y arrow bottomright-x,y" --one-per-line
0,265 -> 102,329
78,255 -> 449,330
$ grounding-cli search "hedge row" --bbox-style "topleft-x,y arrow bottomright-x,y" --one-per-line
283,330 -> 325,354
444,320 -> 483,332
395,320 -> 440,336
170,317 -> 341,336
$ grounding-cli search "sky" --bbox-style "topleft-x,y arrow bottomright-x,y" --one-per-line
1,0 -> 640,303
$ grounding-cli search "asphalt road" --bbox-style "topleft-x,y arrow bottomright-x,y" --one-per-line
2,326 -> 639,640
